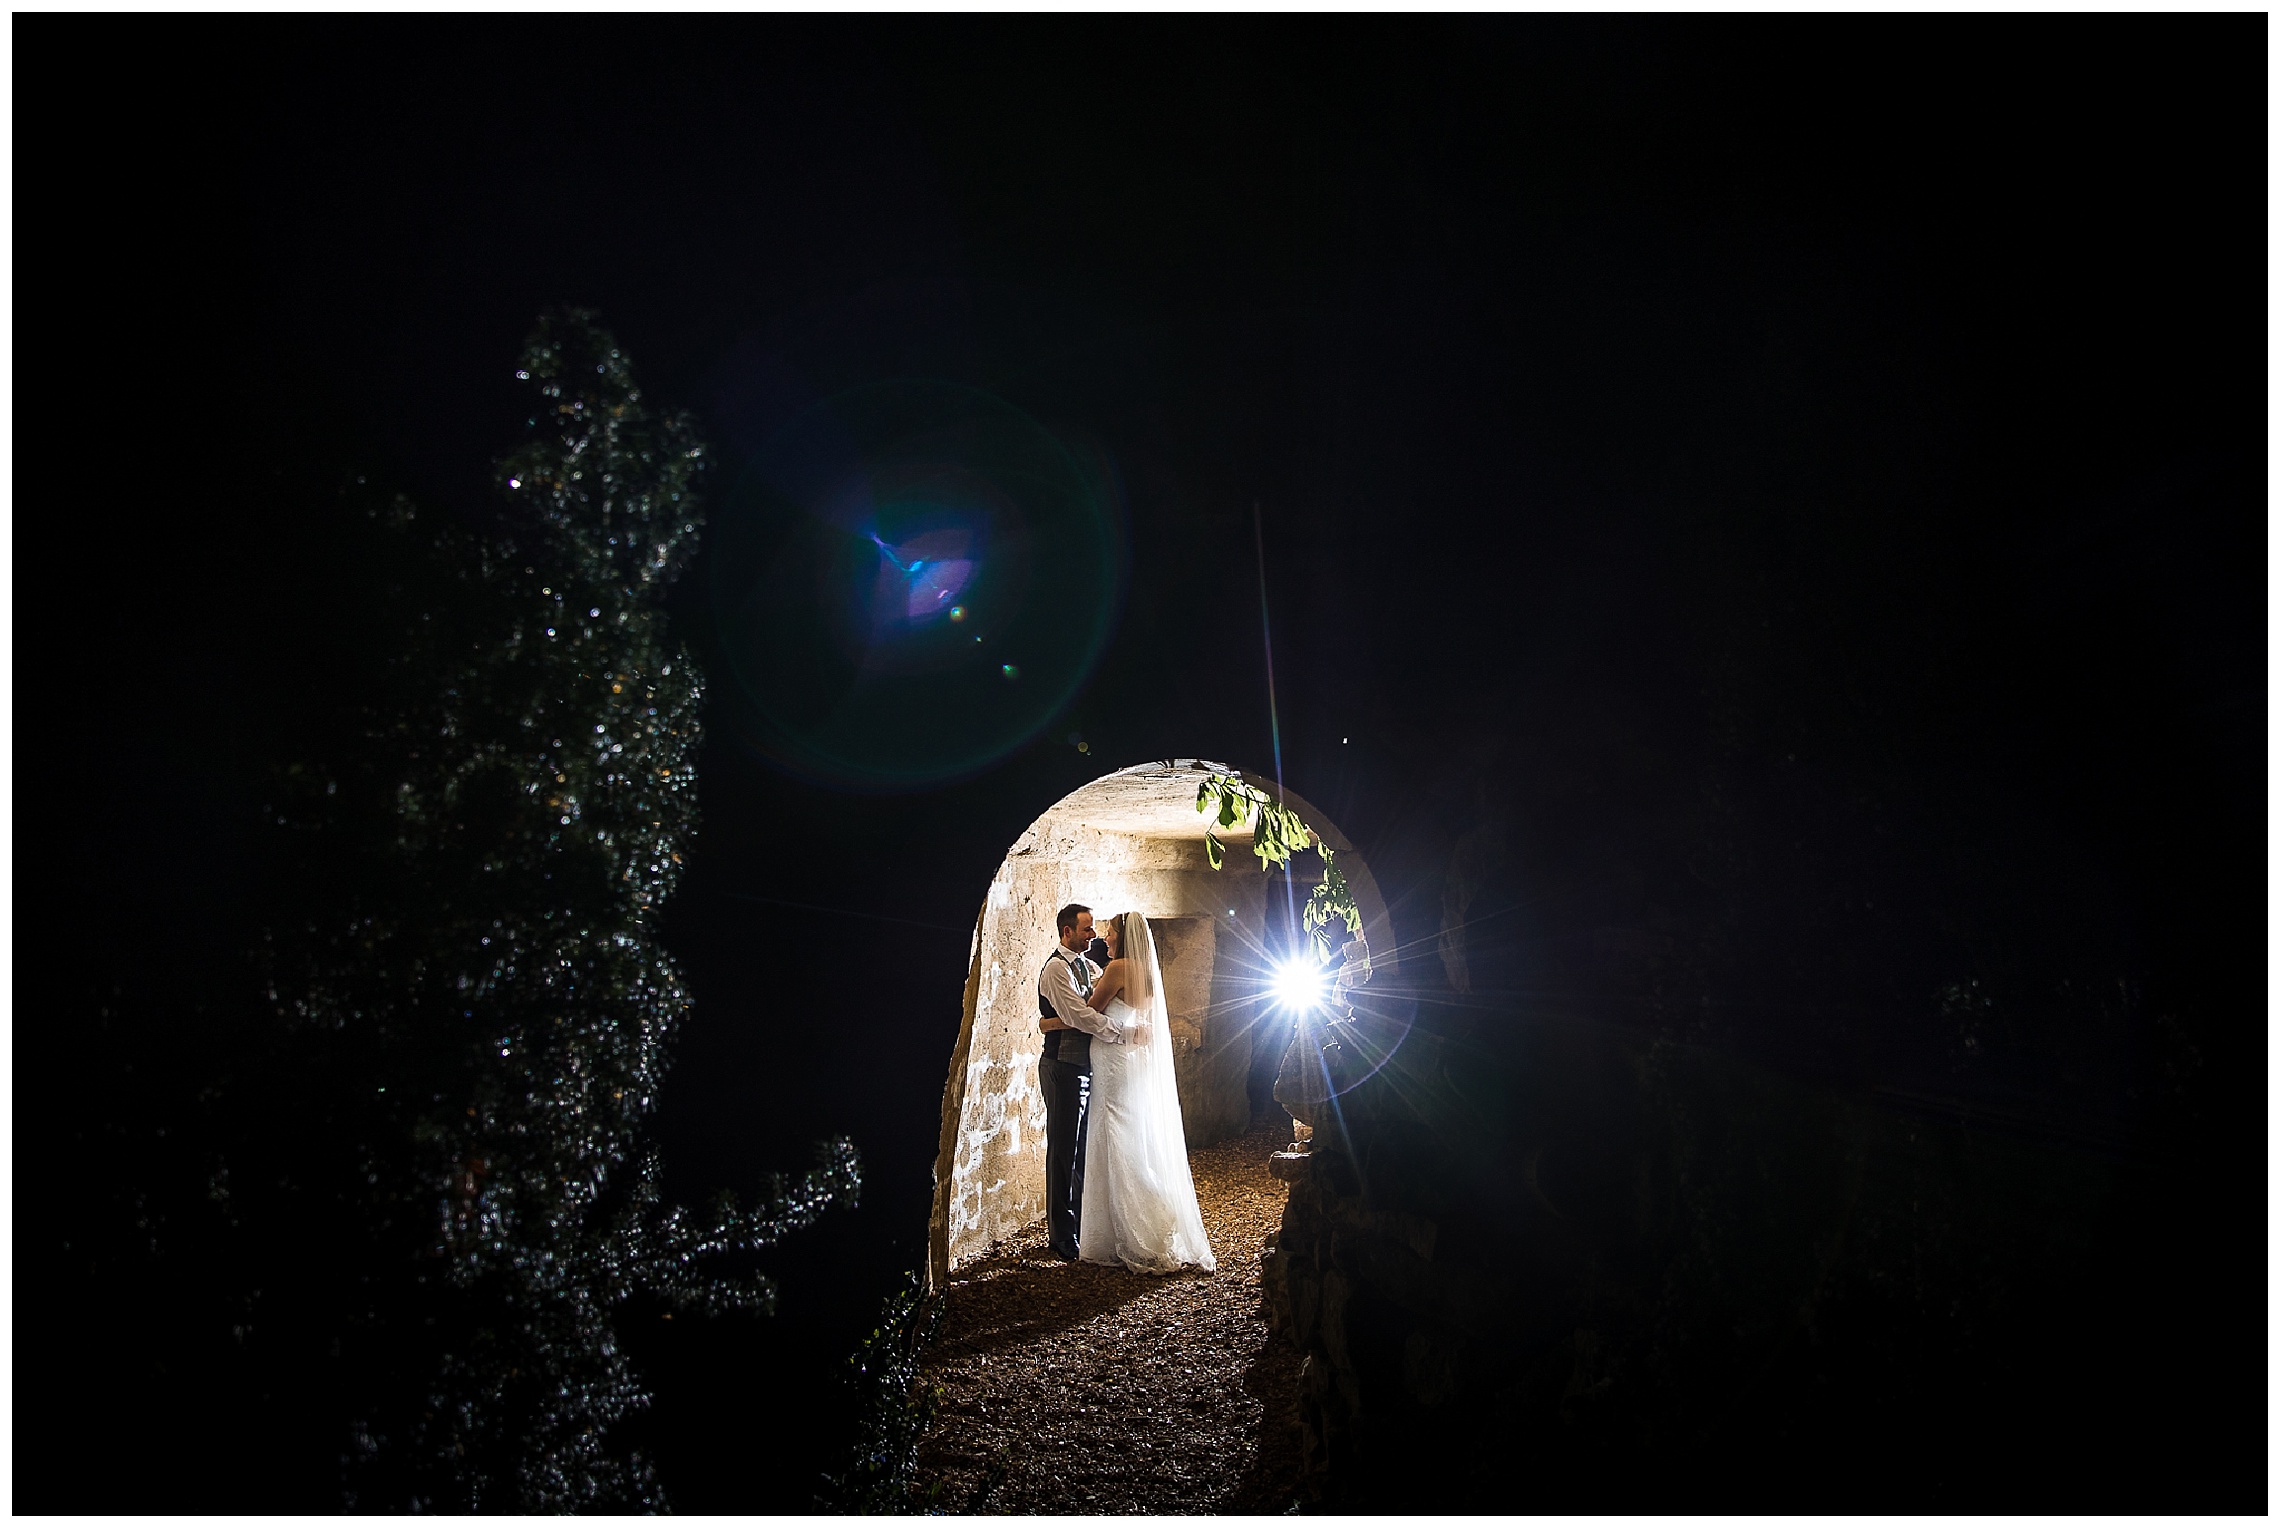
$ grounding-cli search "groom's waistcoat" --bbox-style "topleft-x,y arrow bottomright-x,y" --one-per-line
1038,952 -> 1093,1069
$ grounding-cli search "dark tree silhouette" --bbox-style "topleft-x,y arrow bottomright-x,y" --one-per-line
135,312 -> 858,1511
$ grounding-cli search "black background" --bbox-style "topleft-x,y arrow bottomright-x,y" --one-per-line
20,20 -> 2264,1509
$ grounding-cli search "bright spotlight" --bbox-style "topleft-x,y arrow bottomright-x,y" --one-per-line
1271,958 -> 1331,1013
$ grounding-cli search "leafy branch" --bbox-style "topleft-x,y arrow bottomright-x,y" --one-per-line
1195,773 -> 1370,978
817,1271 -> 946,1514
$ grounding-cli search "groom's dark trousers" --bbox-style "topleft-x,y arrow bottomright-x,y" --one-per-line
1039,1033 -> 1092,1260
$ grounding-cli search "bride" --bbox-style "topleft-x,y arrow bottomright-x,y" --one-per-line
1077,911 -> 1216,1273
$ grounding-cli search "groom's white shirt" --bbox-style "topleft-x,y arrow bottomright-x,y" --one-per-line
1039,947 -> 1125,1044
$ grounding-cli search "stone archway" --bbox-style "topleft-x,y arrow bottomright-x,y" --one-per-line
926,759 -> 1397,1289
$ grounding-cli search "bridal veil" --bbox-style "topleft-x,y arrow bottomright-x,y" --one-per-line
1080,911 -> 1215,1273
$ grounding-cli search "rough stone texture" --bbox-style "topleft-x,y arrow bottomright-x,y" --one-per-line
911,1120 -> 1304,1513
928,761 -> 1398,1290
1148,915 -> 1256,1148
1260,1021 -> 2132,1511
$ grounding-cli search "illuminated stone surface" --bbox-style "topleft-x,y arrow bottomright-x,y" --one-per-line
928,761 -> 1397,1289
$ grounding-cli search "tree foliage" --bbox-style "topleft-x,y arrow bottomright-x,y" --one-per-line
218,311 -> 860,1510
816,1273 -> 948,1514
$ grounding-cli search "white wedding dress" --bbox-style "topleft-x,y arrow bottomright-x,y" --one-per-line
1077,913 -> 1216,1273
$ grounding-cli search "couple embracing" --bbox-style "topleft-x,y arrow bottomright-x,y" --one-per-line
1035,904 -> 1216,1273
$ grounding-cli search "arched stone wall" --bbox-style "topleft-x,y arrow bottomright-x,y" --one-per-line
927,759 -> 1395,1289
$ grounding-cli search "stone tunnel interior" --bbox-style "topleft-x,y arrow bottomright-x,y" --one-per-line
926,759 -> 1398,1289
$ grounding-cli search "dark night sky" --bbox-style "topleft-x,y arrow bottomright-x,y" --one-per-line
22,19 -> 2265,1508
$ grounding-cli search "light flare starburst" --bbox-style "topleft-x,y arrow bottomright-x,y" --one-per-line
1271,957 -> 1333,1013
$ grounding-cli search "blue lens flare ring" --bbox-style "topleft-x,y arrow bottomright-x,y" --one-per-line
709,381 -> 1123,790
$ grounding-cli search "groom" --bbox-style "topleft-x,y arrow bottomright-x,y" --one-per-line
1036,902 -> 1130,1261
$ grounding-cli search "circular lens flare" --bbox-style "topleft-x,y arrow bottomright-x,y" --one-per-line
707,380 -> 1123,790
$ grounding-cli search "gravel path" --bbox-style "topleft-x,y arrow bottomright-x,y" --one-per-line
914,1119 -> 1305,1514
